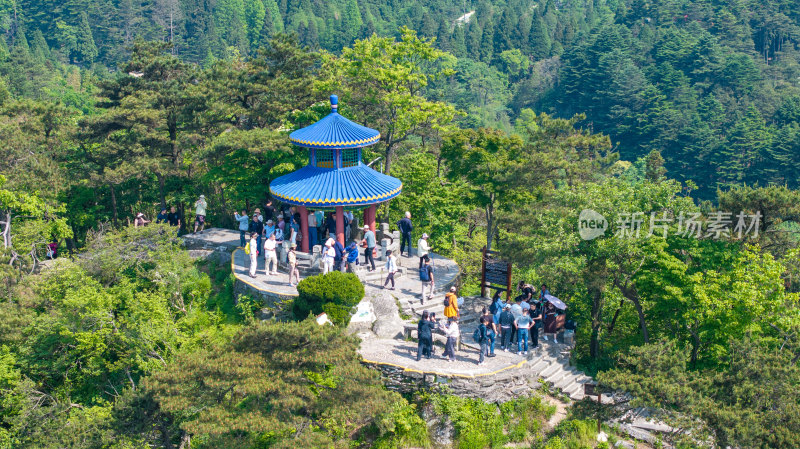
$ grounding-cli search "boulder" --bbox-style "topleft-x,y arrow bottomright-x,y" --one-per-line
371,292 -> 400,319
372,316 -> 405,339
369,292 -> 405,338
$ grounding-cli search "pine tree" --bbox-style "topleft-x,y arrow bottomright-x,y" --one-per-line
359,11 -> 377,39
451,22 -> 467,57
182,0 -> 217,63
436,19 -> 450,52
264,0 -> 284,33
493,7 -> 514,54
718,107 -> 773,189
214,0 -> 248,54
74,12 -> 98,63
528,11 -> 550,60
764,124 -> 800,188
466,20 -> 482,60
420,13 -> 437,38
479,20 -> 494,62
244,0 -> 266,50
30,29 -> 51,62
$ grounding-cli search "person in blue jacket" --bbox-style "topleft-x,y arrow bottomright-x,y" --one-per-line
346,242 -> 360,270
333,239 -> 345,272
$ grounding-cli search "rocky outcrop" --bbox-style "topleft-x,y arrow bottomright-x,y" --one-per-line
370,292 -> 405,339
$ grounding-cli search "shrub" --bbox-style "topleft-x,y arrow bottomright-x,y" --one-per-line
545,419 -> 597,449
293,271 -> 365,325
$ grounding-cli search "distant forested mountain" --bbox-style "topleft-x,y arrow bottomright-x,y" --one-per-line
1,0 -> 799,196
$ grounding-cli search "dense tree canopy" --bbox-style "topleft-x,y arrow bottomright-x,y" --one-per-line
1,0 -> 799,447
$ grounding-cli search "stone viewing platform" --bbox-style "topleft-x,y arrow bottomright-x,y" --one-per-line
183,228 -> 591,403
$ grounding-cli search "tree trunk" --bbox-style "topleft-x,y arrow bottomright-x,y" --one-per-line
632,298 -> 649,343
1,212 -> 11,248
615,279 -> 649,344
160,421 -> 174,449
156,173 -> 167,210
384,143 -> 395,176
178,202 -> 186,235
607,299 -> 625,334
485,194 -> 495,250
590,286 -> 602,359
689,328 -> 700,366
109,184 -> 118,226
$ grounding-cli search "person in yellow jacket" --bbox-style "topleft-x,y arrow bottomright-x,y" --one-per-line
444,286 -> 459,319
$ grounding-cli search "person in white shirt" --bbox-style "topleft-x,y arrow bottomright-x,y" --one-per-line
441,318 -> 460,362
417,233 -> 430,269
322,238 -> 335,274
193,195 -> 207,234
383,250 -> 398,290
248,232 -> 258,278
263,234 -> 278,275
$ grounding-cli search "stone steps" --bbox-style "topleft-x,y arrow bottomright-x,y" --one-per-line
538,362 -> 563,380
530,358 -> 553,376
354,267 -> 406,283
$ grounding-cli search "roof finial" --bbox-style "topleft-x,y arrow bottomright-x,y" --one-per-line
330,94 -> 338,112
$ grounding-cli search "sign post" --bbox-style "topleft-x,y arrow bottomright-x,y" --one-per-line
480,247 -> 512,300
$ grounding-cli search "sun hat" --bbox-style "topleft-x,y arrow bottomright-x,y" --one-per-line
450,286 -> 456,292
290,243 -> 297,249
422,233 -> 429,238
199,194 -> 205,198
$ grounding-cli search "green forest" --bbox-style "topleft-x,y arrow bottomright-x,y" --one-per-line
1,0 -> 800,447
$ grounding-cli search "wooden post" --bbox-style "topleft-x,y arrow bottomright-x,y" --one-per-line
480,246 -> 487,298
299,205 -> 310,253
335,206 -> 345,246
506,260 -> 512,301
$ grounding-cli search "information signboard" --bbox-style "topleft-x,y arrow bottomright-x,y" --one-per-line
480,247 -> 512,300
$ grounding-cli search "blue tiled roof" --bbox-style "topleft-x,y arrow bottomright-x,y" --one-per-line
269,164 -> 402,208
289,95 -> 380,149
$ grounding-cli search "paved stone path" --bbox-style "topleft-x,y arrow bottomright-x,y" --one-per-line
231,247 -> 299,297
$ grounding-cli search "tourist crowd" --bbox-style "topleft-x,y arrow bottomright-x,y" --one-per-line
416,282 -> 571,365
133,196 -> 570,364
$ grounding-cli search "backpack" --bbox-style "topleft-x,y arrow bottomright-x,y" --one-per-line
419,265 -> 430,282
248,220 -> 256,233
472,328 -> 481,343
489,300 -> 499,315
244,241 -> 251,255
443,297 -> 450,307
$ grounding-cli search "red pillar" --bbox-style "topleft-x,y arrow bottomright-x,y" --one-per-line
367,204 -> 377,232
299,205 -> 310,253
335,206 -> 345,246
